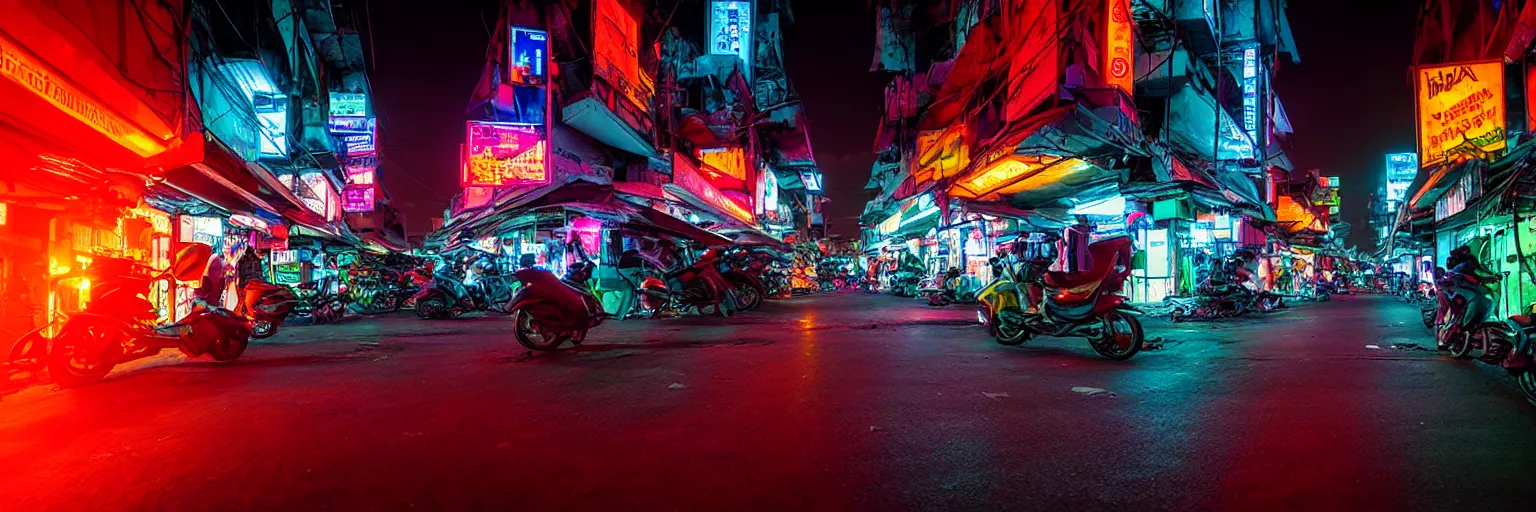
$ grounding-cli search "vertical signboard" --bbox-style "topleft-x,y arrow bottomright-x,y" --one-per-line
1415,60 -> 1506,166
1385,153 -> 1418,203
709,1 -> 753,79
593,0 -> 651,113
1102,0 -> 1133,95
1241,45 -> 1260,160
462,121 -> 549,187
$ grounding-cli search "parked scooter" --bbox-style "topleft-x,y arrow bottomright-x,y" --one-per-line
413,256 -> 515,319
921,268 -> 964,306
241,280 -> 297,339
627,247 -> 738,318
1456,304 -> 1536,406
508,248 -> 609,350
294,275 -> 349,324
1433,266 -> 1501,352
6,244 -> 253,387
975,236 -> 1145,360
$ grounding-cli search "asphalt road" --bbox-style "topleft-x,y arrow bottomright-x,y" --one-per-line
2,293 -> 1534,510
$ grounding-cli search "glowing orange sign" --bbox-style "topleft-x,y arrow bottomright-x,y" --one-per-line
1103,0 -> 1134,95
950,155 -> 1091,200
593,0 -> 652,113
696,147 -> 747,180
671,154 -> 756,226
912,124 -> 970,188
0,32 -> 168,157
1415,60 -> 1506,166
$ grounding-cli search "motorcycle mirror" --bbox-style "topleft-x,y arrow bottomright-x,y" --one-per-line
170,243 -> 213,281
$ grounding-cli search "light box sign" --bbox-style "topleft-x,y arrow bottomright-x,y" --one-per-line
1415,60 -> 1506,166
330,92 -> 368,117
697,147 -> 748,181
329,116 -> 374,133
758,168 -> 779,215
1242,45 -> 1259,158
1103,0 -> 1133,95
594,0 -> 651,113
800,171 -> 823,193
283,173 -> 342,222
671,154 -> 756,226
462,121 -> 549,187
343,186 -> 375,213
341,132 -> 375,155
1385,152 -> 1417,202
709,1 -> 753,78
345,165 -> 375,186
509,27 -> 548,86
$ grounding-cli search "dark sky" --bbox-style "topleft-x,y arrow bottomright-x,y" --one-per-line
367,1 -> 1417,248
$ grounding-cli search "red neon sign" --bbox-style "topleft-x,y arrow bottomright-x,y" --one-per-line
462,121 -> 548,187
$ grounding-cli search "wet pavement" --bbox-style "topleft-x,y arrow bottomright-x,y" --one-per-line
2,293 -> 1534,510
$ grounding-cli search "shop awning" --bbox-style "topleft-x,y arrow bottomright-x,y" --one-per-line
1407,158 -> 1480,210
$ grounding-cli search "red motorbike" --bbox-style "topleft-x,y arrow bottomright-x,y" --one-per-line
976,236 -> 1145,360
633,248 -> 738,318
6,244 -> 254,387
508,253 -> 609,351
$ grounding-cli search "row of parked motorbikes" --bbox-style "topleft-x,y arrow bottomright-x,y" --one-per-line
1418,258 -> 1536,407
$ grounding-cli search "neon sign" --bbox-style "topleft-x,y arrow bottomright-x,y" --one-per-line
1103,0 -> 1133,94
1415,60 -> 1506,165
671,154 -> 756,226
697,147 -> 748,180
463,121 -> 548,187
330,93 -> 368,117
709,1 -> 753,79
343,187 -> 375,213
0,32 -> 170,157
1241,45 -> 1259,160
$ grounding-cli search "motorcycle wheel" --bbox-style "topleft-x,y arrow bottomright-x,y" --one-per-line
732,281 -> 763,311
1447,326 -> 1475,359
1515,369 -> 1536,407
995,314 -> 1030,346
1089,311 -> 1143,361
512,308 -> 566,351
251,319 -> 277,339
47,319 -> 121,388
1170,307 -> 1185,323
207,332 -> 250,362
415,294 -> 448,320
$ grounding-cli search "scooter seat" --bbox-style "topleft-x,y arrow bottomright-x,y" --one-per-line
1043,271 -> 1101,289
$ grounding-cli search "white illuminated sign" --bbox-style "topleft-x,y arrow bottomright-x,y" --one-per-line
1241,46 -> 1259,160
709,1 -> 753,79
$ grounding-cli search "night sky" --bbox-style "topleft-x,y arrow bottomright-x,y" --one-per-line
367,1 -> 1416,249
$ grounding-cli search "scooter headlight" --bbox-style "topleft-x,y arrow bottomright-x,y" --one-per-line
977,309 -> 988,325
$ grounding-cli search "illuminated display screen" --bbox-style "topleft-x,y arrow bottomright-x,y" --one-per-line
1416,60 -> 1506,165
282,173 -> 342,221
340,132 -> 375,155
1103,0 -> 1133,94
330,92 -> 367,117
343,187 -> 375,213
709,1 -> 753,77
462,121 -> 549,187
509,27 -> 548,86
594,0 -> 651,113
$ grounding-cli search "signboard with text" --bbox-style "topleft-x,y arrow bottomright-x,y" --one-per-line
1415,60 -> 1506,167
462,121 -> 548,187
709,1 -> 753,78
330,92 -> 367,117
1102,0 -> 1133,95
593,0 -> 652,113
1385,152 -> 1417,202
671,154 -> 756,226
